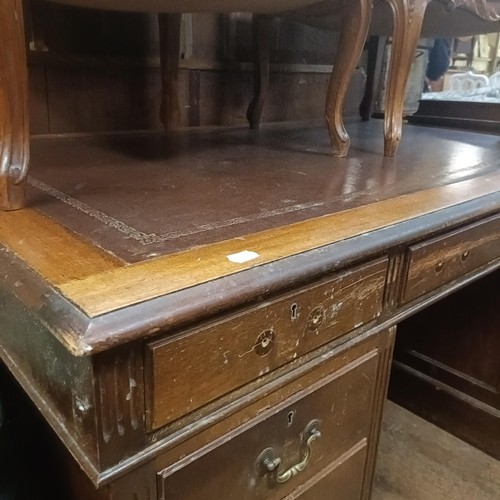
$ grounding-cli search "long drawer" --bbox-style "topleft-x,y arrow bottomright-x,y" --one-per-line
146,257 -> 388,430
156,333 -> 384,500
402,213 -> 500,304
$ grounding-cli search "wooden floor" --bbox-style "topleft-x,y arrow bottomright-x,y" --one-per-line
373,402 -> 500,500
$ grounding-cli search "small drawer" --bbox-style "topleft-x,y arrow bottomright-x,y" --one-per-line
157,340 -> 380,500
402,214 -> 500,304
146,257 -> 387,430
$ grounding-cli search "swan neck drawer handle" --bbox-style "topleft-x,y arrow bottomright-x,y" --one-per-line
257,420 -> 321,484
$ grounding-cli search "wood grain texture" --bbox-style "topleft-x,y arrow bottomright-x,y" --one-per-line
58,172 -> 500,316
0,208 -> 124,284
402,213 -> 500,303
152,329 -> 387,468
373,401 -> 500,500
383,0 -> 430,156
147,258 -> 387,430
156,346 -> 380,499
286,443 -> 367,500
361,327 -> 396,500
0,0 -> 29,210
325,0 -> 372,157
392,269 -> 500,459
94,344 -> 146,469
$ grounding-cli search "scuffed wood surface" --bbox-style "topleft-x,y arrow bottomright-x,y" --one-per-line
0,208 -> 124,284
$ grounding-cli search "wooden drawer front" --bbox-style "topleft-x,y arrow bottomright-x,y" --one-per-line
157,348 -> 379,500
147,258 -> 387,429
287,442 -> 366,500
403,214 -> 500,304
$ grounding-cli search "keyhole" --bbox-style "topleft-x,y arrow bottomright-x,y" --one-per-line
287,411 -> 295,426
291,303 -> 298,321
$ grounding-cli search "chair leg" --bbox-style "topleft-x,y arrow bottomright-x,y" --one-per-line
326,0 -> 373,157
247,15 -> 273,130
383,0 -> 429,156
158,13 -> 182,132
0,0 -> 29,211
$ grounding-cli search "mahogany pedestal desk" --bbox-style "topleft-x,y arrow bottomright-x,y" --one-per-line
1,121 -> 500,499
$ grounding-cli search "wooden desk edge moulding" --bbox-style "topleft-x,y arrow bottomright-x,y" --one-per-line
0,171 -> 499,357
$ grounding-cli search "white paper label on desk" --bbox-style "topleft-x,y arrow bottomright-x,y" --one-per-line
227,250 -> 260,264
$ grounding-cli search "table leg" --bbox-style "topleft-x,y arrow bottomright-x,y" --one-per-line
383,0 -> 429,156
326,0 -> 372,158
247,15 -> 273,129
158,13 -> 182,132
0,0 -> 29,211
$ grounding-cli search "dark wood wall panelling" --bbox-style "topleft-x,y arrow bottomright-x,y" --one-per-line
25,0 -> 366,135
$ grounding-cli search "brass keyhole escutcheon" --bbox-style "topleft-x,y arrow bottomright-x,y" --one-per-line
461,250 -> 470,263
254,329 -> 275,356
307,306 -> 326,332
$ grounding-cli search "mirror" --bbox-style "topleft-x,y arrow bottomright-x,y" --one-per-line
422,33 -> 500,104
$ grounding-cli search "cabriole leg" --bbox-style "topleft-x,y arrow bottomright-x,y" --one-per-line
383,0 -> 429,156
0,0 -> 29,211
326,0 -> 373,157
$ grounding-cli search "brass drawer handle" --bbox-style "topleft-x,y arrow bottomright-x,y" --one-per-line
461,250 -> 470,263
257,420 -> 321,484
